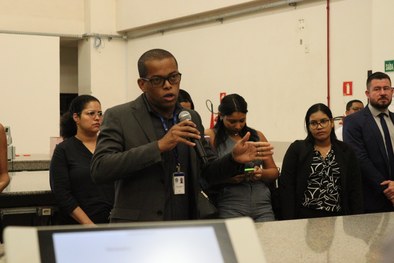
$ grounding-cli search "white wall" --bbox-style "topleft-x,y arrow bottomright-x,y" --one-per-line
80,37 -> 128,110
79,0 -> 128,111
1,0 -> 394,153
0,34 -> 59,154
121,0 -> 394,142
0,0 -> 84,34
329,0 -> 372,116
123,1 -> 339,141
116,0 -> 254,30
371,0 -> 394,72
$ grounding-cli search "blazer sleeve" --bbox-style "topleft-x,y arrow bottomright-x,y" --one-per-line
279,141 -> 300,220
91,105 -> 163,183
50,143 -> 79,214
346,148 -> 364,214
343,113 -> 387,193
335,141 -> 364,215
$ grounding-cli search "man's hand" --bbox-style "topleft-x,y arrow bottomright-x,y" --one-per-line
381,180 -> 394,205
157,119 -> 201,152
231,132 -> 273,164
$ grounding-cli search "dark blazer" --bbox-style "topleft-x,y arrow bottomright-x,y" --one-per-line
279,139 -> 363,220
91,94 -> 242,222
343,106 -> 394,212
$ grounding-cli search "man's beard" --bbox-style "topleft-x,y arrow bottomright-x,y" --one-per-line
369,98 -> 392,110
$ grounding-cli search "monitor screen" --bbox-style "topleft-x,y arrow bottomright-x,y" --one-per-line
37,223 -> 237,263
4,218 -> 265,263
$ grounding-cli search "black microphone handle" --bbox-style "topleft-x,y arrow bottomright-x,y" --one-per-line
192,137 -> 209,165
178,110 -> 209,165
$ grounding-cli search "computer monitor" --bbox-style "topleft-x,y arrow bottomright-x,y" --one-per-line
3,217 -> 265,263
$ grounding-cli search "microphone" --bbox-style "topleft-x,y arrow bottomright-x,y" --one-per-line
178,110 -> 209,165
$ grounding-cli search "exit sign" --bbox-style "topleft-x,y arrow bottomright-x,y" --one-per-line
385,60 -> 394,72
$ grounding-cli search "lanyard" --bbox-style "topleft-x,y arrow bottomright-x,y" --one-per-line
158,113 -> 177,133
157,112 -> 181,172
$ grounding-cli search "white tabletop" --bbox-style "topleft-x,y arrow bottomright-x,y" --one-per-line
2,171 -> 50,193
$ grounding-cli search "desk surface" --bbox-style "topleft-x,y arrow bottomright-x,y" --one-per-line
256,212 -> 394,263
0,171 -> 53,208
2,171 -> 50,194
1,169 -> 393,262
7,154 -> 50,172
1,212 -> 394,262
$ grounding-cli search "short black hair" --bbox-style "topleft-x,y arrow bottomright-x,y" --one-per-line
178,89 -> 195,110
346,99 -> 363,111
366,71 -> 391,89
137,49 -> 178,78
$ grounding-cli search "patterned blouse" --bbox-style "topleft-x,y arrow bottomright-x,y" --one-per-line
302,148 -> 341,212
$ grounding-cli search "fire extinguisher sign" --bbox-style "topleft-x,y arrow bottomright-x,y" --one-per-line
343,81 -> 353,96
220,92 -> 226,102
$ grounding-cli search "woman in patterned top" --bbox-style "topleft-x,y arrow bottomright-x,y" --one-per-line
279,103 -> 363,219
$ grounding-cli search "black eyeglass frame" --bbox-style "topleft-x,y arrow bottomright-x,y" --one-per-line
308,118 -> 332,129
140,73 -> 182,87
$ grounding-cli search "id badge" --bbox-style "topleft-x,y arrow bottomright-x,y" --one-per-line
173,172 -> 185,195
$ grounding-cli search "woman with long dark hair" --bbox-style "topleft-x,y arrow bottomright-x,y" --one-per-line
279,103 -> 363,219
50,95 -> 114,225
205,94 -> 279,222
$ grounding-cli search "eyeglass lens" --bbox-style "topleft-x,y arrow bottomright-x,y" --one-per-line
85,111 -> 103,118
145,73 -> 181,87
309,119 -> 330,128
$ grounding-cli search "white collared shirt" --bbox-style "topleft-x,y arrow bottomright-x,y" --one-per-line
368,104 -> 394,154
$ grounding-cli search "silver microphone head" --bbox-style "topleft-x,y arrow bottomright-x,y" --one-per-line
178,110 -> 192,122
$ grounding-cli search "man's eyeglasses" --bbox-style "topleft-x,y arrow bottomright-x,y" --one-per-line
141,73 -> 182,88
309,118 -> 331,129
81,111 -> 103,118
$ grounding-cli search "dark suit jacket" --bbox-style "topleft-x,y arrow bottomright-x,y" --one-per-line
343,106 -> 394,212
91,94 -> 242,222
279,139 -> 363,220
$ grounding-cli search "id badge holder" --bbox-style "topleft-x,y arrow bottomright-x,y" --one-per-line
173,165 -> 185,195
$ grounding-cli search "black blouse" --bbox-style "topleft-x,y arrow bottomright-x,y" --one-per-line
50,137 -> 114,224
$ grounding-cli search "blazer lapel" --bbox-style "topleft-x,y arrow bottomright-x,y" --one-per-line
332,143 -> 347,192
389,112 -> 394,126
365,107 -> 389,164
132,95 -> 158,142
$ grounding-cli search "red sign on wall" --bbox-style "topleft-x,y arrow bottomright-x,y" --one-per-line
220,92 -> 226,102
343,81 -> 353,96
